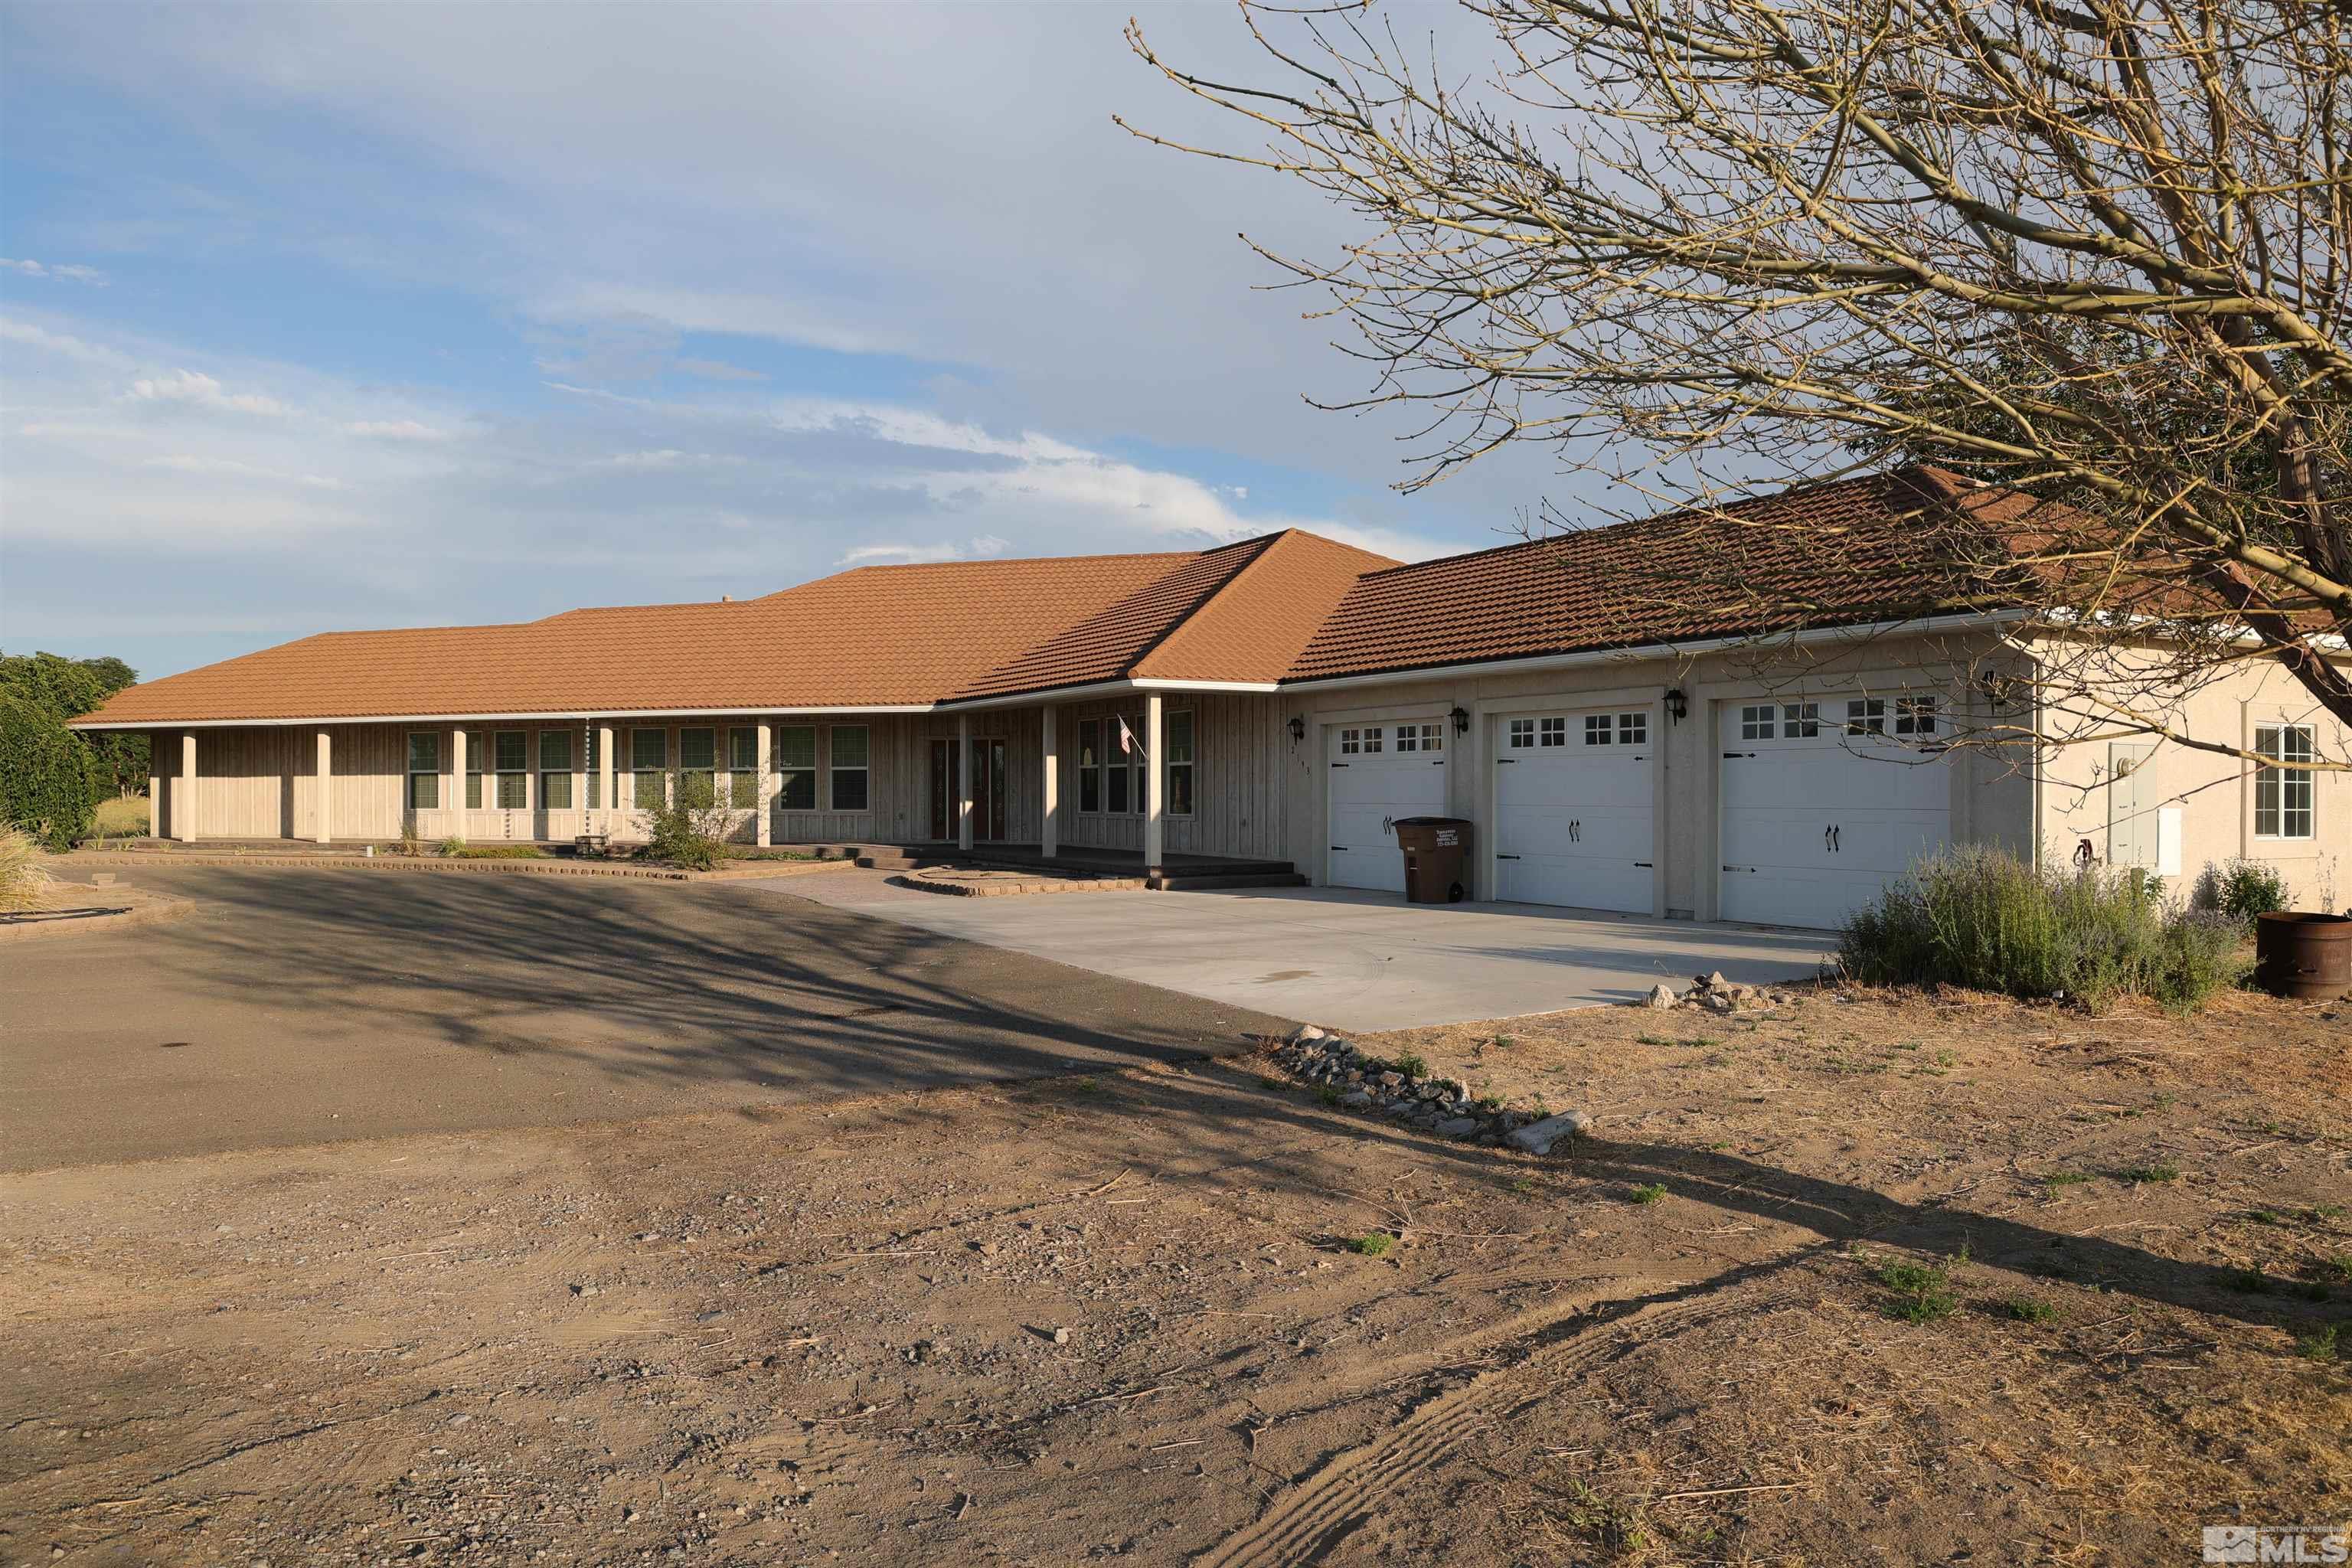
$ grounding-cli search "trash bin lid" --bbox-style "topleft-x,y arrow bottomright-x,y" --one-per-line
1392,816 -> 1472,828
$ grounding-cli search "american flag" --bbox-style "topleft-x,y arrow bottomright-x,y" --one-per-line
1117,717 -> 1139,756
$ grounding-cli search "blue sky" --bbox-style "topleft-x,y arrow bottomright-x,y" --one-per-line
1,2 -> 1574,681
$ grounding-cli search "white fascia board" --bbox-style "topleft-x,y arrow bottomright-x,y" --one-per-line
1276,611 -> 2030,695
938,676 -> 1284,713
70,704 -> 936,732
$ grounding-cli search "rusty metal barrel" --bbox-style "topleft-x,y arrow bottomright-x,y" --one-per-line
2253,911 -> 2352,1000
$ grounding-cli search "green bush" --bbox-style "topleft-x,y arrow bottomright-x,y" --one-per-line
0,694 -> 98,849
445,844 -> 546,860
1839,847 -> 2250,1012
637,799 -> 730,871
2191,858 -> 2290,923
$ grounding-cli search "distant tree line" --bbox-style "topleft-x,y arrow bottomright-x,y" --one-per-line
0,652 -> 142,848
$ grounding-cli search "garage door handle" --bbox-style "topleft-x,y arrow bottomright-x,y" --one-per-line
1496,757 -> 1517,765
1331,762 -> 1349,769
1723,751 -> 1754,760
1634,861 -> 1654,868
1497,853 -> 1521,861
1331,845 -> 1348,852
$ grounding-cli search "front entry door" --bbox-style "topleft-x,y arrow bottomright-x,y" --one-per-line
929,737 -> 1008,841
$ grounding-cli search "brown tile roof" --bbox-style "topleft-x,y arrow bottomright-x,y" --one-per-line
78,551 -> 1195,724
1282,468 -> 2031,682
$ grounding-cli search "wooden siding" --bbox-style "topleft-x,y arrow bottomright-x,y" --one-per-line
1051,693 -> 1288,859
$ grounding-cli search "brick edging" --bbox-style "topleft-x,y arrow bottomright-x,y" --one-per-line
57,852 -> 855,884
888,870 -> 1150,897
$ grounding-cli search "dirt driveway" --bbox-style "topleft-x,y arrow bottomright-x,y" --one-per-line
0,866 -> 1288,1170
5,969 -> 2345,1566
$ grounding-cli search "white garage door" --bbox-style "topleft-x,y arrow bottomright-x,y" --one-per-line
1493,707 -> 1655,913
1718,695 -> 1952,929
1326,720 -> 1451,893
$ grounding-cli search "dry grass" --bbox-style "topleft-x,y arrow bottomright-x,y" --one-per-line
0,822 -> 54,913
90,795 -> 149,838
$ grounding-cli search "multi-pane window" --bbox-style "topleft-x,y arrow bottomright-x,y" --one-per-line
1361,726 -> 1384,754
726,728 -> 760,808
1580,714 -> 1609,746
831,725 -> 870,812
538,730 -> 573,809
2255,724 -> 2316,839
1166,710 -> 1195,816
1106,718 -> 1132,813
1396,724 -> 1419,753
464,730 -> 487,808
492,730 -> 528,808
1418,723 -> 1444,751
1783,702 -> 1820,738
1078,718 -> 1102,812
1846,698 -> 1886,736
1740,704 -> 1774,741
776,725 -> 816,811
1895,697 -> 1939,737
1618,712 -> 1648,746
1339,727 -> 1362,756
631,728 -> 667,808
584,726 -> 600,809
677,727 -> 717,808
1508,718 -> 1534,748
406,732 -> 440,810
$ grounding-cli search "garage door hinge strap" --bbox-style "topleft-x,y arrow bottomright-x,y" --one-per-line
1497,853 -> 1522,860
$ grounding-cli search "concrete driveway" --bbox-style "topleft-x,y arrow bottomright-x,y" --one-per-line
781,873 -> 1837,1031
2,866 -> 1289,1171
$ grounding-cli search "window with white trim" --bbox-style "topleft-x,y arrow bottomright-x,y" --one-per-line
1846,698 -> 1886,736
1395,724 -> 1419,753
1418,723 -> 1445,751
538,730 -> 573,809
1579,714 -> 1608,746
1507,718 -> 1534,748
406,732 -> 440,810
1782,702 -> 1820,738
1740,704 -> 1774,741
727,727 -> 760,808
493,730 -> 528,808
1166,709 -> 1195,817
1361,725 -> 1384,754
1618,712 -> 1648,746
2255,724 -> 2315,839
631,728 -> 667,808
1339,727 -> 1362,756
776,724 -> 816,811
1895,697 -> 1939,737
830,725 -> 870,812
677,727 -> 717,808
1535,716 -> 1564,746
1079,718 -> 1103,812
464,730 -> 487,808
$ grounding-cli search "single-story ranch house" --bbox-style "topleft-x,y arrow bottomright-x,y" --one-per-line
75,467 -> 2350,929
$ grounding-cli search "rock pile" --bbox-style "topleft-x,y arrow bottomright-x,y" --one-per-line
1266,1025 -> 1592,1155
1642,971 -> 1802,1014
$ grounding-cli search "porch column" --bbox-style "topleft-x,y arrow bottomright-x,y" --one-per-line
1143,691 -> 1165,877
573,721 -> 589,837
146,733 -> 162,842
597,723 -> 616,832
956,712 -> 974,851
756,721 -> 773,847
1040,705 -> 1059,859
449,726 -> 467,844
314,728 -> 332,844
176,731 -> 197,843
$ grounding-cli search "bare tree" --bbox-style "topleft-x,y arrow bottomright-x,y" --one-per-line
1125,0 -> 2352,769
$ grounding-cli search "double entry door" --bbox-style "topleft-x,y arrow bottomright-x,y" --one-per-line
929,737 -> 1008,841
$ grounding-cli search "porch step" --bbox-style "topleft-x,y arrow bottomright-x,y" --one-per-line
1150,870 -> 1311,892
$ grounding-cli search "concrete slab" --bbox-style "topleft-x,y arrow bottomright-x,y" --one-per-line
776,872 -> 1838,1032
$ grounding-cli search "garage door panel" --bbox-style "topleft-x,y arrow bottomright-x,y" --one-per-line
1491,708 -> 1655,914
1326,723 -> 1449,893
1718,697 -> 1952,928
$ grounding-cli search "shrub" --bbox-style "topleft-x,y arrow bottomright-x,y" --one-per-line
637,799 -> 732,871
0,694 -> 97,849
0,821 -> 54,913
446,844 -> 545,860
2191,858 -> 2290,923
1839,847 -> 2250,1012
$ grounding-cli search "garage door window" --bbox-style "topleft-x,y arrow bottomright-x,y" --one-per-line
1339,726 -> 1363,755
1782,702 -> 1820,737
1618,712 -> 1648,745
1846,699 -> 1886,736
1895,697 -> 1939,737
1740,704 -> 1774,740
2255,723 -> 2315,839
1507,719 -> 1534,748
1394,722 -> 1442,753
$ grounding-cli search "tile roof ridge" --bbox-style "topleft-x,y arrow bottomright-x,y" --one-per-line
1106,533 -> 1285,679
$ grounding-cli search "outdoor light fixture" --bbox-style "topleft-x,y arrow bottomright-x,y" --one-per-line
1287,715 -> 1306,743
1664,688 -> 1689,721
1450,705 -> 1471,735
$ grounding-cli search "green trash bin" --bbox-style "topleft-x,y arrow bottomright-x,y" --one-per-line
1392,816 -> 1472,904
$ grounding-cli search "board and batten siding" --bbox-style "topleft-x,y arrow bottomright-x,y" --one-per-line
1050,693 -> 1288,860
158,724 -> 407,841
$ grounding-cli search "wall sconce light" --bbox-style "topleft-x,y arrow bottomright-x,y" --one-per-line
1449,705 -> 1471,736
1664,688 -> 1689,722
1287,715 -> 1306,744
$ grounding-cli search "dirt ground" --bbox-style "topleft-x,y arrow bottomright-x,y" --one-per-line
4,986 -> 2347,1567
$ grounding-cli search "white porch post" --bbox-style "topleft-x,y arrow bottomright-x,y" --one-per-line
146,733 -> 162,841
175,731 -> 197,843
314,728 -> 332,844
573,721 -> 589,838
449,726 -> 467,844
597,723 -> 616,833
1143,691 -> 1165,877
956,711 -> 974,851
756,721 -> 773,848
1040,704 -> 1059,859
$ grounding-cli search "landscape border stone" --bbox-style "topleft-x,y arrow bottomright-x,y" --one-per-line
58,851 -> 856,884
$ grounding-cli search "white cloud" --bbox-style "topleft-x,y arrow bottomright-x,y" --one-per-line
128,368 -> 291,416
1,316 -> 129,366
0,257 -> 107,284
674,357 -> 766,383
838,541 -> 969,566
342,418 -> 449,440
144,454 -> 346,489
593,449 -> 744,469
